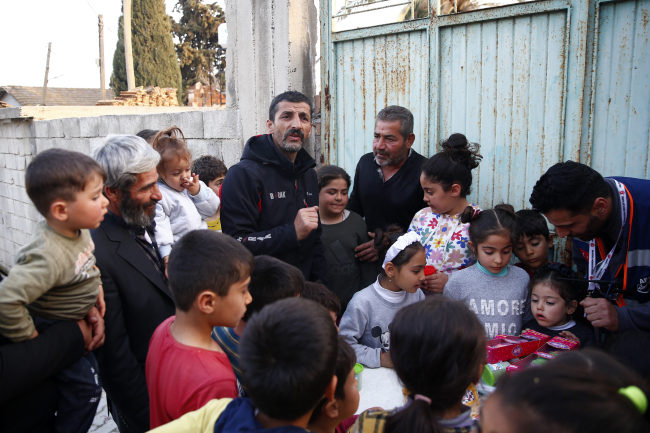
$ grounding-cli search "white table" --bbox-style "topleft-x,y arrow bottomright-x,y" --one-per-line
355,367 -> 406,415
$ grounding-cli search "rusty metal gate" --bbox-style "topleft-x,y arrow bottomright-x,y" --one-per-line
320,0 -> 650,212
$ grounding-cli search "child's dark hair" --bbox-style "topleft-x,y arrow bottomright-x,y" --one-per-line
384,297 -> 486,433
515,209 -> 550,239
303,282 -> 342,317
191,155 -> 227,184
460,204 -> 519,245
374,225 -> 425,275
529,160 -> 611,215
309,336 -> 357,424
136,129 -> 159,144
167,230 -> 254,311
151,126 -> 191,174
316,165 -> 351,191
242,256 -> 304,322
493,349 -> 650,433
26,148 -> 107,217
240,297 -> 338,421
422,133 -> 482,197
528,263 -> 587,309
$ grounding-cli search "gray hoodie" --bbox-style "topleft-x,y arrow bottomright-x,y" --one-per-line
444,264 -> 530,338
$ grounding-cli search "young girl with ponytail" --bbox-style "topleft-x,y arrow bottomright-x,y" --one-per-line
481,349 -> 650,433
350,296 -> 485,433
443,205 -> 530,338
339,226 -> 426,368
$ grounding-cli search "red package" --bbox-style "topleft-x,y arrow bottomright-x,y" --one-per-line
506,336 -> 580,373
486,330 -> 551,364
424,265 -> 436,276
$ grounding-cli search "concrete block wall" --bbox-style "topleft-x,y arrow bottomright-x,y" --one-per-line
0,109 -> 243,272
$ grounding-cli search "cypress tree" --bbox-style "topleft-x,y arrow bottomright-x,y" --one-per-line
110,0 -> 183,104
172,0 -> 225,105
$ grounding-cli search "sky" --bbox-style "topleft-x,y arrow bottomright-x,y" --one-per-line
0,0 -> 224,89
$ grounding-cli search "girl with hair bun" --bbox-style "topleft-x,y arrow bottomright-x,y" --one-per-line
481,349 -> 650,433
409,133 -> 482,294
339,226 -> 425,368
350,297 -> 486,433
443,204 -> 530,338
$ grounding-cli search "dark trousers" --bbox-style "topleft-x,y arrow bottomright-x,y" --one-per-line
54,352 -> 102,433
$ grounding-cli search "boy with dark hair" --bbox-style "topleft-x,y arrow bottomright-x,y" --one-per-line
0,148 -> 108,433
513,209 -> 553,277
212,255 -> 304,387
191,155 -> 228,232
146,230 -> 254,428
303,281 -> 342,325
150,297 -> 339,432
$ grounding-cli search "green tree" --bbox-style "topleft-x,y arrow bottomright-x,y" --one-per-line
171,0 -> 225,105
110,0 -> 183,104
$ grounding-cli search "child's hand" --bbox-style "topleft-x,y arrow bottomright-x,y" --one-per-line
85,307 -> 105,352
184,173 -> 201,196
95,284 -> 106,318
380,351 -> 394,368
559,330 -> 580,343
422,272 -> 448,294
29,329 -> 39,340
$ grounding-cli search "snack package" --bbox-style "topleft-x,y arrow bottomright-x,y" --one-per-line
507,336 -> 580,373
462,383 -> 481,419
486,330 -> 551,364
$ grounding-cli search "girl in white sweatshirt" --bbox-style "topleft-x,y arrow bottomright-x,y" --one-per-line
152,127 -> 220,261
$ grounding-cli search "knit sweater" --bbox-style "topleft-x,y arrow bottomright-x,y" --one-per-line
444,265 -> 530,338
339,279 -> 425,367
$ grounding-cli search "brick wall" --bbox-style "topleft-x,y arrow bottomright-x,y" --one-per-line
0,108 -> 243,273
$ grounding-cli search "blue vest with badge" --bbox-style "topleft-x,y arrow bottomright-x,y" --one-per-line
573,177 -> 650,304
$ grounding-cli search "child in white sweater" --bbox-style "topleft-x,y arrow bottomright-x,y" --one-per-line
151,127 -> 220,260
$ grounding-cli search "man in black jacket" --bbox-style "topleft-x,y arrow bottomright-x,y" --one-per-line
221,91 -> 328,284
347,105 -> 427,262
91,135 -> 175,433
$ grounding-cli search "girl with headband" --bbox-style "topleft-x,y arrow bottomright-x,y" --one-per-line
409,133 -> 482,294
481,349 -> 650,433
443,204 -> 530,338
339,226 -> 425,368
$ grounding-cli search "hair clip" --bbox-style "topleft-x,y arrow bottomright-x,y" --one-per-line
414,394 -> 432,404
619,386 -> 648,414
472,208 -> 481,219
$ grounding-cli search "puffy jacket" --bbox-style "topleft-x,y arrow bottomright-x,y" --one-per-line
221,134 -> 328,284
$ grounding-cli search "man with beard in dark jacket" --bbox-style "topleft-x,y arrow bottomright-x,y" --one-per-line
221,91 -> 328,284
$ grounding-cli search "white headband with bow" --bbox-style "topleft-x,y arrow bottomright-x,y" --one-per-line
382,231 -> 421,269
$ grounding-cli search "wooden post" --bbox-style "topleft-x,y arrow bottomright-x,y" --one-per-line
99,15 -> 106,100
41,42 -> 52,106
123,0 -> 135,90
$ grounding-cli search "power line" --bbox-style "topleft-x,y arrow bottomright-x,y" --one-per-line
82,0 -> 116,36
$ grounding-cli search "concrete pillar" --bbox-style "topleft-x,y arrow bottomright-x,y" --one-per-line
224,0 -> 319,157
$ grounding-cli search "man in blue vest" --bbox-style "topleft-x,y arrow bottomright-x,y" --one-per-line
530,161 -> 650,335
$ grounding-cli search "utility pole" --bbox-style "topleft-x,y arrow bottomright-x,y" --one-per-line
123,0 -> 135,90
41,42 -> 52,106
99,15 -> 106,100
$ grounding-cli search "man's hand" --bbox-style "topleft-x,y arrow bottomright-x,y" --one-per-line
184,173 -> 201,196
380,351 -> 394,368
295,206 -> 319,241
581,297 -> 619,332
96,284 -> 106,318
85,306 -> 106,352
422,272 -> 449,294
355,232 -> 378,263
